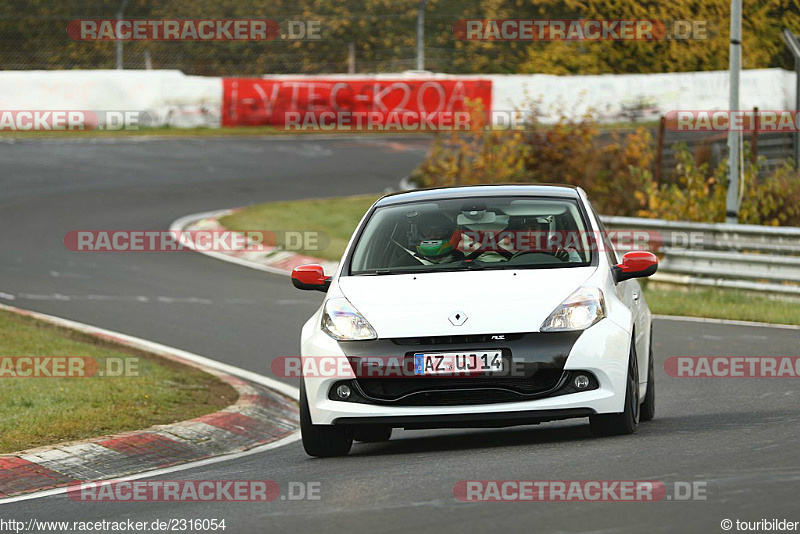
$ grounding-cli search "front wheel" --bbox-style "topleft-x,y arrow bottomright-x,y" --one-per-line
640,329 -> 656,422
590,341 -> 639,436
300,381 -> 352,457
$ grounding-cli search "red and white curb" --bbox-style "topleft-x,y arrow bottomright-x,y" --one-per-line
0,303 -> 300,502
169,209 -> 338,277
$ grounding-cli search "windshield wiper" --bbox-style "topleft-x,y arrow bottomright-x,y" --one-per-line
459,260 -> 507,270
367,268 -> 442,275
359,262 -> 508,276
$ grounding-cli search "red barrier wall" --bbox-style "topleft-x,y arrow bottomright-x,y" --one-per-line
222,78 -> 492,127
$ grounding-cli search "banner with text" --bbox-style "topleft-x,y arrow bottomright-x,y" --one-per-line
221,78 -> 493,128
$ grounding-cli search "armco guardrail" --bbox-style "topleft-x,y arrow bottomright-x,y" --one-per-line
600,216 -> 800,295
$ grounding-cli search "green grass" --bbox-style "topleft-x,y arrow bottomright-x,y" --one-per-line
0,310 -> 238,453
643,285 -> 800,326
220,194 -> 382,262
220,194 -> 800,326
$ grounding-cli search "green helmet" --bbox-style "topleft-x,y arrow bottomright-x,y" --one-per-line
415,212 -> 456,259
417,239 -> 454,258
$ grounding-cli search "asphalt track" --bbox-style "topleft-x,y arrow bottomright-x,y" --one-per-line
1,136 -> 799,533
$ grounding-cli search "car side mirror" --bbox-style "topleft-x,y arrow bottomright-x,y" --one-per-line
291,264 -> 331,292
612,251 -> 658,284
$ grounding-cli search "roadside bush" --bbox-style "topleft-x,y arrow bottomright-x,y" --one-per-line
413,106 -> 800,226
634,144 -> 800,226
412,102 -> 654,215
412,101 -> 530,187
521,108 -> 654,215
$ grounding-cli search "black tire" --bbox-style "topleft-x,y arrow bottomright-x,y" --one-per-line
300,381 -> 352,457
353,426 -> 393,443
590,340 -> 639,436
639,329 -> 656,422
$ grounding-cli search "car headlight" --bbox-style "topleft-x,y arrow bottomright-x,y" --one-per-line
321,297 -> 378,341
540,287 -> 606,332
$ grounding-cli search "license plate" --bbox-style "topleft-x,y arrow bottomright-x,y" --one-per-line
413,351 -> 504,376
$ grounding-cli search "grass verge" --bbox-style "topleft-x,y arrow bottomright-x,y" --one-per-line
643,285 -> 800,326
0,309 -> 238,453
220,194 -> 381,262
220,194 -> 800,326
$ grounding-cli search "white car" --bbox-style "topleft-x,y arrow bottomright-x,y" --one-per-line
291,185 -> 657,457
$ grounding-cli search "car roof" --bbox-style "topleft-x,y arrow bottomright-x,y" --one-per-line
375,184 -> 583,207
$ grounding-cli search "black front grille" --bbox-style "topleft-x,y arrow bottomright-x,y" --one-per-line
355,369 -> 565,405
385,389 -> 531,406
337,330 -> 586,407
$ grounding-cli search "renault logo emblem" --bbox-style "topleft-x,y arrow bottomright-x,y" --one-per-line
449,311 -> 468,326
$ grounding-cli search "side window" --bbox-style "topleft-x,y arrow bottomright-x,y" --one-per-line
588,203 -> 618,265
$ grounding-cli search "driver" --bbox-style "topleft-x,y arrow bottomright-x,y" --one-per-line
413,212 -> 464,264
502,216 -> 581,262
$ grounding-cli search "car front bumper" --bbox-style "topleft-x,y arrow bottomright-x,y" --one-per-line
300,317 -> 631,426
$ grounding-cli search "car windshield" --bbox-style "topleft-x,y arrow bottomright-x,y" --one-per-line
349,196 -> 594,275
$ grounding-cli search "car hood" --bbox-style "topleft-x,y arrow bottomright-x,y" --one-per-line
336,267 -> 597,338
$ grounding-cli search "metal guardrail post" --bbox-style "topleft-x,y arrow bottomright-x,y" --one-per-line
725,0 -> 743,224
655,116 -> 665,184
751,106 -> 759,164
115,0 -> 129,70
782,29 -> 800,170
416,0 -> 430,71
